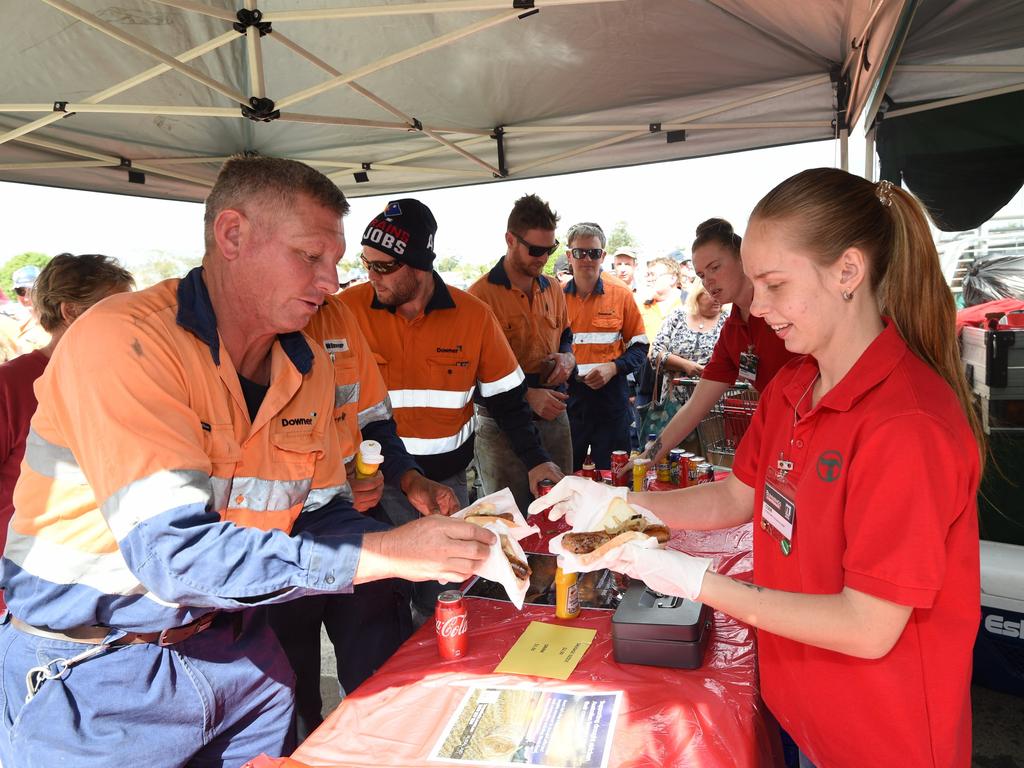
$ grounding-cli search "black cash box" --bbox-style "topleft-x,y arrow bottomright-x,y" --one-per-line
611,581 -> 712,669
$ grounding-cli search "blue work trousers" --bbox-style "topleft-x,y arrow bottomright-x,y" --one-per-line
0,611 -> 294,767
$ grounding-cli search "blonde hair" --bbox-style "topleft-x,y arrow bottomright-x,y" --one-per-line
750,168 -> 985,465
32,253 -> 135,332
684,282 -> 709,316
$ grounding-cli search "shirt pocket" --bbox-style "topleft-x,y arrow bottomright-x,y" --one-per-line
200,422 -> 241,516
426,356 -> 475,410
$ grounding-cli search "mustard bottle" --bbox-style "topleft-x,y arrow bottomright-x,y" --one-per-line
355,439 -> 383,479
555,566 -> 580,619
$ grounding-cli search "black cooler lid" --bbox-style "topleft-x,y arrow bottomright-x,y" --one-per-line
611,581 -> 709,642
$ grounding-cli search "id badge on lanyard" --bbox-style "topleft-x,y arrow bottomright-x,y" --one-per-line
761,458 -> 797,556
739,345 -> 759,384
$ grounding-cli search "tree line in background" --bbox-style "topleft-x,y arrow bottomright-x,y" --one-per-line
3,220 -> 652,297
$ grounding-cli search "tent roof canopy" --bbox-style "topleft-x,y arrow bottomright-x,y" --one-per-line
1,0 -> 911,202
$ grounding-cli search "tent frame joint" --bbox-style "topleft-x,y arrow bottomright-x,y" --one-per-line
491,125 -> 508,178
666,130 -> 685,143
241,96 -> 280,122
234,8 -> 272,37
648,122 -> 661,133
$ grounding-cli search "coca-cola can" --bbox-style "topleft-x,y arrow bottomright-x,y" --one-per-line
435,589 -> 469,659
610,450 -> 629,487
536,478 -> 556,496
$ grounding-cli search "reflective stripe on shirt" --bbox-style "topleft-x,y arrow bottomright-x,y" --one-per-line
390,387 -> 475,410
477,366 -> 525,397
573,331 -> 622,345
399,419 -> 475,455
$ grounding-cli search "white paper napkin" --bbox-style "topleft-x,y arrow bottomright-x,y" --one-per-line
454,488 -> 538,609
548,500 -> 666,575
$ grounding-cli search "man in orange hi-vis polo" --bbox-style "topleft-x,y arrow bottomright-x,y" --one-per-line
563,222 -> 649,471
339,198 -> 562,615
0,157 -> 494,768
468,194 -> 576,514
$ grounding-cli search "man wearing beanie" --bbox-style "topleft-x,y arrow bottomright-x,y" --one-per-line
334,198 -> 562,614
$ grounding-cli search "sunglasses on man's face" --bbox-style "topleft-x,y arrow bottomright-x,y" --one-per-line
360,253 -> 405,275
570,248 -> 604,261
14,287 -> 29,297
511,232 -> 559,258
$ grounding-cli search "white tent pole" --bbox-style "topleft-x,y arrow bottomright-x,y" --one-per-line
1,104 -> 241,117
0,30 -> 236,147
319,162 -> 491,176
245,0 -> 267,99
513,73 -> 828,175
276,10 -> 521,110
264,0 -> 623,23
132,156 -> 234,165
838,127 -> 849,171
279,113 -> 431,130
0,160 -> 116,171
40,0 -> 248,105
14,134 -> 216,187
385,135 -> 493,164
146,0 -> 236,22
885,82 -> 1024,118
506,120 -> 832,133
896,64 -> 1024,74
269,29 -> 497,176
839,0 -> 893,77
863,125 -> 876,182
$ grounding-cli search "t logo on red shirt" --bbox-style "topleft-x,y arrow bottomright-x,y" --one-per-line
816,451 -> 843,482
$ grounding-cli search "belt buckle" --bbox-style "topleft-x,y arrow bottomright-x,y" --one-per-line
157,612 -> 217,647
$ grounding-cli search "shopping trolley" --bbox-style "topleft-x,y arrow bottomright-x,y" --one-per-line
696,383 -> 759,468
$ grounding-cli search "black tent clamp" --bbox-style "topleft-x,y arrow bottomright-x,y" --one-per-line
233,8 -> 272,36
242,97 -> 280,123
491,126 -> 508,178
119,157 -> 145,185
513,0 -> 538,20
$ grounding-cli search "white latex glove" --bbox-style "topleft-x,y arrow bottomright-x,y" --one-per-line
526,476 -> 627,526
613,546 -> 713,602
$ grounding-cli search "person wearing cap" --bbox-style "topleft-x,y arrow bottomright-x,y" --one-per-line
0,157 -> 495,767
468,194 -> 576,514
335,198 -> 562,613
0,264 -> 50,361
611,247 -> 640,291
563,222 -> 649,470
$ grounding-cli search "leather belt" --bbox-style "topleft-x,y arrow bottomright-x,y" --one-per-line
11,612 -> 219,648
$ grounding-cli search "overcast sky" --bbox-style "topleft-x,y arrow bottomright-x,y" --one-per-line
1,138 -> 845,269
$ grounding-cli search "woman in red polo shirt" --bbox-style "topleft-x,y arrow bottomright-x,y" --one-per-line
617,169 -> 984,767
632,218 -> 798,470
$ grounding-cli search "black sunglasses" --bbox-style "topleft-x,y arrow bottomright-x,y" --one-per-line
511,232 -> 559,258
360,253 -> 405,275
570,247 -> 604,261
14,287 -> 29,297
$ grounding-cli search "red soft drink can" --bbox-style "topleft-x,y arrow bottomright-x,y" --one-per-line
536,478 -> 556,496
610,450 -> 629,487
435,590 -> 469,659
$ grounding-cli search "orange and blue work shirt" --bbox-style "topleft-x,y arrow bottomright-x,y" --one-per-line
1,268 -> 382,633
339,273 -> 550,480
564,275 -> 649,412
304,294 -> 420,485
467,258 -> 574,392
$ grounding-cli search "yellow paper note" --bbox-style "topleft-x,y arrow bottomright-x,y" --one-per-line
493,621 -> 597,680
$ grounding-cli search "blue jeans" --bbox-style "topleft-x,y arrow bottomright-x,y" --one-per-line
473,410 -> 573,515
0,611 -> 293,767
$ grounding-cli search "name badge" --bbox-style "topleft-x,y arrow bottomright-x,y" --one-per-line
739,347 -> 759,383
761,479 -> 796,556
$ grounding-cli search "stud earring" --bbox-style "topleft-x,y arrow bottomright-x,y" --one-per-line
842,290 -> 854,302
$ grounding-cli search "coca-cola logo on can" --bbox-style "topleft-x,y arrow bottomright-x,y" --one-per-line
436,613 -> 468,638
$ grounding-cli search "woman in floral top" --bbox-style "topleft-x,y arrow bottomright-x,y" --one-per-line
649,283 -> 728,408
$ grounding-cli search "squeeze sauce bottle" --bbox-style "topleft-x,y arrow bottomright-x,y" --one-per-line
355,440 -> 384,479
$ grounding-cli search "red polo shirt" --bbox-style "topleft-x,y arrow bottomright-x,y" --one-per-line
733,322 -> 979,768
701,310 -> 796,392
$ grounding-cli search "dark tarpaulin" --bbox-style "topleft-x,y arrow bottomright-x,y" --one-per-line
877,91 -> 1024,232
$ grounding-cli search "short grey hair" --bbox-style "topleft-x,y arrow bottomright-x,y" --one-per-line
204,155 -> 350,252
566,221 -> 606,248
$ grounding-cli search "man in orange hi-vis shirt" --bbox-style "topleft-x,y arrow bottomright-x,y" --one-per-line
0,157 -> 494,768
563,222 -> 649,471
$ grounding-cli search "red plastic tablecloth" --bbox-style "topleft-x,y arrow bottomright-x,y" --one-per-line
246,524 -> 781,768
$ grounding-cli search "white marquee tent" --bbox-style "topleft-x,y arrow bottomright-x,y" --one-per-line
0,0 -> 1020,202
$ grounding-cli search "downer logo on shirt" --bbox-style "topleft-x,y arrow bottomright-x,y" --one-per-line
281,412 -> 317,427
